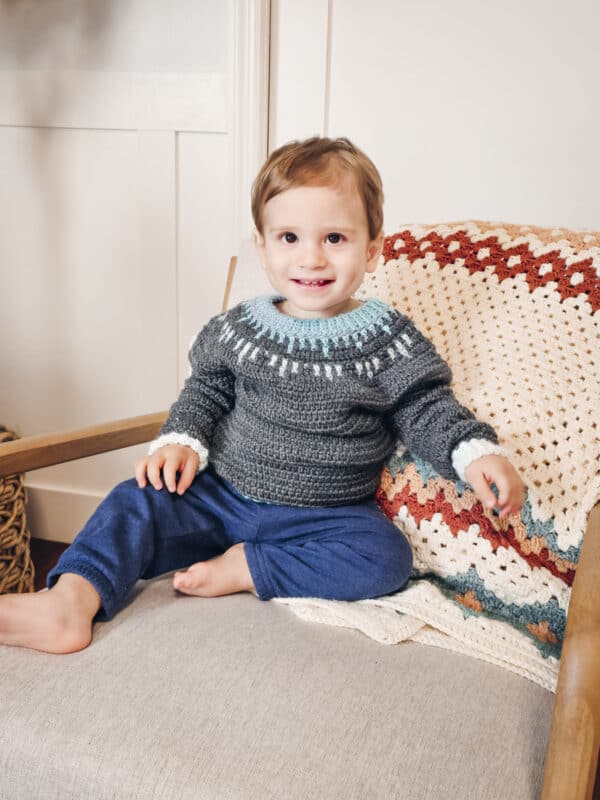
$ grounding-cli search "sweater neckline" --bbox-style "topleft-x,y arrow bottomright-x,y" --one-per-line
244,294 -> 392,337
238,294 -> 394,356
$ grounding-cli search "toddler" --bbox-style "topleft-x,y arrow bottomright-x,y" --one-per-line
0,136 -> 525,654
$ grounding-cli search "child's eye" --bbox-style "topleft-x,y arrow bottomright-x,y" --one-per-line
326,233 -> 343,244
282,232 -> 297,244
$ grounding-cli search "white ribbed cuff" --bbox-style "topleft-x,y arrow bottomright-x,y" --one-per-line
451,438 -> 506,482
148,433 -> 209,472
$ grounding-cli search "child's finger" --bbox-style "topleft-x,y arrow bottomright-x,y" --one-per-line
146,458 -> 163,491
134,459 -> 148,488
176,458 -> 197,495
497,484 -> 510,508
499,489 -> 524,518
499,483 -> 525,518
163,459 -> 178,493
499,504 -> 519,519
468,471 -> 497,509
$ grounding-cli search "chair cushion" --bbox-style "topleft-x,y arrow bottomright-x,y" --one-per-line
0,576 -> 553,800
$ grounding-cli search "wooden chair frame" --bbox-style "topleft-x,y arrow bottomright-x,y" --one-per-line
1,256 -> 598,800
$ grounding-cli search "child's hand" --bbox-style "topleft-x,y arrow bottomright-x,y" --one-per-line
463,454 -> 526,519
135,445 -> 200,495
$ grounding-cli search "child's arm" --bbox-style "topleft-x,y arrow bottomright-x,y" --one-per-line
394,378 -> 525,516
138,316 -> 235,493
378,317 -> 525,514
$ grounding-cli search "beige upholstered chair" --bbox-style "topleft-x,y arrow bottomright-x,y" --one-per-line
0,222 -> 598,800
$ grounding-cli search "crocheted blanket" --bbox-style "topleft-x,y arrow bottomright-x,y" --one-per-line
275,221 -> 600,693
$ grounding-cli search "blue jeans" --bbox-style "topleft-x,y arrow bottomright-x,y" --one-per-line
48,466 -> 413,620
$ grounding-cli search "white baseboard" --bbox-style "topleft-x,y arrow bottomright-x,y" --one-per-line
25,484 -> 106,544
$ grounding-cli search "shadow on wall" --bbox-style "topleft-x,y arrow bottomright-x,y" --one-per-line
0,0 -> 116,125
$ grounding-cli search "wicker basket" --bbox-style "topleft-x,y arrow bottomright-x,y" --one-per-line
0,427 -> 34,593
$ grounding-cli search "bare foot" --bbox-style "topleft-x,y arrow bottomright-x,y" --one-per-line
0,573 -> 101,654
173,543 -> 256,597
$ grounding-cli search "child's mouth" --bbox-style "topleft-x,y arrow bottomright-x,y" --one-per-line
292,279 -> 333,288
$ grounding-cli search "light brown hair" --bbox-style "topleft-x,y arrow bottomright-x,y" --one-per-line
251,136 -> 384,240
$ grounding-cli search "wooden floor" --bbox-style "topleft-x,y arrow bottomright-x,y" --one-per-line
30,538 -> 69,591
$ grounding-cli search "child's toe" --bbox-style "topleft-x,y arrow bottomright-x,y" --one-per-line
173,572 -> 189,589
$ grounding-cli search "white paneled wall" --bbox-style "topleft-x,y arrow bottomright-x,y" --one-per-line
1,126 -> 178,453
269,0 -> 330,145
269,0 -> 600,230
0,1 -> 269,541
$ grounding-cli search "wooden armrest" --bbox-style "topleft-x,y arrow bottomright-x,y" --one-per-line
542,502 -> 600,800
0,411 -> 167,476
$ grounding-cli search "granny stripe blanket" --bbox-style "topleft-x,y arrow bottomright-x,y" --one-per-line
275,221 -> 600,693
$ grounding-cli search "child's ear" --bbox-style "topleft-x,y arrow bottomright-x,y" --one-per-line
252,228 -> 267,268
365,231 -> 384,273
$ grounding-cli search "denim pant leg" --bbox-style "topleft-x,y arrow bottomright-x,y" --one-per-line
244,499 -> 413,602
47,470 -> 252,620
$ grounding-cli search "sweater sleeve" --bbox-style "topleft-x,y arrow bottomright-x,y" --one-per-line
148,315 -> 235,469
376,317 -> 500,481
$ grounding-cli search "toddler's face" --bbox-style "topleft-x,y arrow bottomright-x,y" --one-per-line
254,180 -> 383,319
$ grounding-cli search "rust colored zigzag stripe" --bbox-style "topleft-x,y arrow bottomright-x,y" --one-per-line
382,229 -> 600,312
457,220 -> 600,250
375,466 -> 575,586
402,220 -> 600,250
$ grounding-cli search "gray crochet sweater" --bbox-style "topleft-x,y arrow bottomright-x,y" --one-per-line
150,295 -> 502,506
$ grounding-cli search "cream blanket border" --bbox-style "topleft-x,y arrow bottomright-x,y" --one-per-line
275,578 -> 559,693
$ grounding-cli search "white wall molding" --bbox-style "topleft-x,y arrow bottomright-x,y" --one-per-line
25,485 -> 106,544
231,0 -> 271,242
0,70 -> 227,132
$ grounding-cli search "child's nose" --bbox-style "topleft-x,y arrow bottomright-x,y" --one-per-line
299,241 -> 327,269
